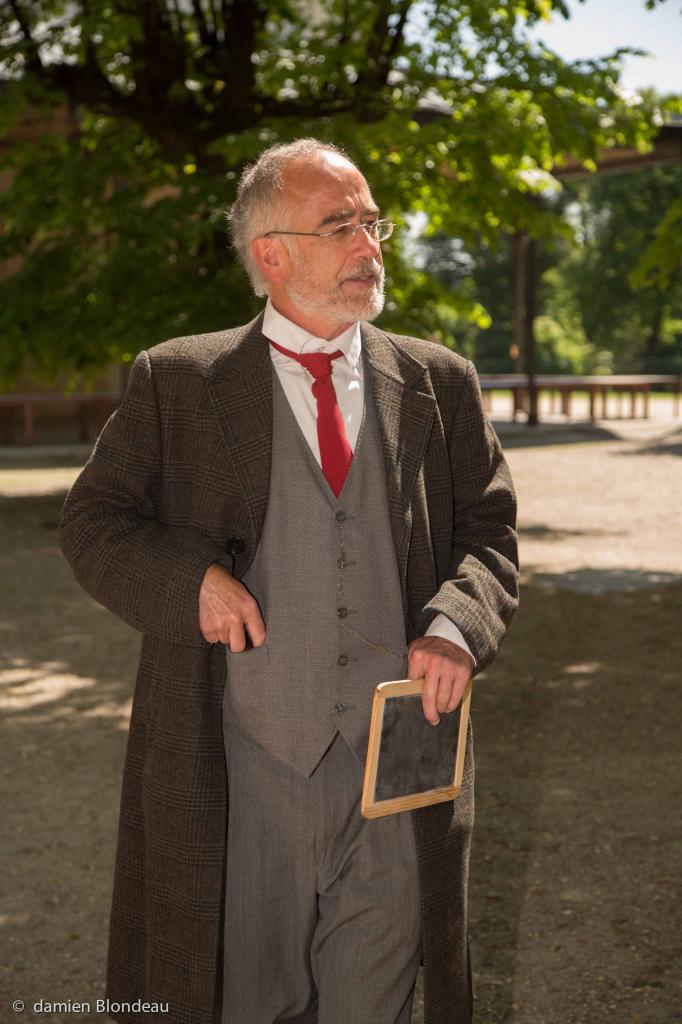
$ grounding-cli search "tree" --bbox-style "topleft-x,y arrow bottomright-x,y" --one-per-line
0,0 -> 670,382
424,162 -> 682,376
631,195 -> 682,293
559,164 -> 682,372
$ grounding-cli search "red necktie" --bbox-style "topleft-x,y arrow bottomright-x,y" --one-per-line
269,339 -> 353,497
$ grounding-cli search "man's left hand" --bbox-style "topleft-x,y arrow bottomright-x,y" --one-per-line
407,636 -> 475,726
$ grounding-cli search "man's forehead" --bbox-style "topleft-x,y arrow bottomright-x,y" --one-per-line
283,152 -> 370,194
319,150 -> 356,173
282,154 -> 375,217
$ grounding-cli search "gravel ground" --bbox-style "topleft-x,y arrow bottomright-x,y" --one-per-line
1,404 -> 681,1024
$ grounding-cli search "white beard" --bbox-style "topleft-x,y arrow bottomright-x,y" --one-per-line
285,254 -> 385,326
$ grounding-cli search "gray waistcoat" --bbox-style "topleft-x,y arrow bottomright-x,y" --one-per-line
223,369 -> 408,776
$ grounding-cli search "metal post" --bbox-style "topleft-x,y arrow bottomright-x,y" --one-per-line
512,231 -> 526,374
524,236 -> 538,426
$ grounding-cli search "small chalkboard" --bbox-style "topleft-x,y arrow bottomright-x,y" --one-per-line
361,678 -> 472,819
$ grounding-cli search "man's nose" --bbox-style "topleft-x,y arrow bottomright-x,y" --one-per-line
351,224 -> 381,257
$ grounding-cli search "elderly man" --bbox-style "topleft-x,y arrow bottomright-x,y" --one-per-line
59,138 -> 518,1024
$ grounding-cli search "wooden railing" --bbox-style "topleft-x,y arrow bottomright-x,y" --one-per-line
0,392 -> 121,445
0,373 -> 680,443
478,374 -> 681,422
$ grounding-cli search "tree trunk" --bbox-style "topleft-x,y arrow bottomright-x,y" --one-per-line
525,237 -> 538,426
512,231 -> 526,374
643,298 -> 666,373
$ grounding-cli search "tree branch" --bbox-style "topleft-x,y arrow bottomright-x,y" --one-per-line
213,0 -> 264,127
8,0 -> 395,165
357,0 -> 414,91
207,0 -> 220,39
338,0 -> 351,48
80,0 -> 102,70
258,95 -> 371,122
128,1 -> 187,107
363,0 -> 392,72
191,0 -> 213,46
7,0 -> 43,70
385,0 -> 412,63
9,1 -> 133,119
166,0 -> 186,36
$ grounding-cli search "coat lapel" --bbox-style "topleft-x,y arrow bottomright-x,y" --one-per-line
208,313 -> 273,556
207,314 -> 437,585
360,322 -> 436,581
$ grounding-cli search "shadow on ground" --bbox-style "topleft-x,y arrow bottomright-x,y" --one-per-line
466,575 -> 682,1024
611,425 -> 682,459
492,422 -> 622,449
2,490 -> 681,1024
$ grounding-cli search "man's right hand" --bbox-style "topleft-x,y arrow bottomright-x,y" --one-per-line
199,563 -> 266,651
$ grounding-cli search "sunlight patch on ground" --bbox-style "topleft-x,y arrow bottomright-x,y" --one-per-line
0,658 -> 133,728
0,467 -> 80,497
0,668 -> 96,709
564,662 -> 602,675
81,698 -> 133,725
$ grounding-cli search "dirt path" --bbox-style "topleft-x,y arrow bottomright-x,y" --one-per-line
1,415 -> 680,1024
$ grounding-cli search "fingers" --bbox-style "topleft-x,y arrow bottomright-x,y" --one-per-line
420,674 -> 442,727
200,621 -> 261,651
409,649 -> 443,725
419,673 -> 456,725
420,674 -> 466,726
219,615 -> 266,652
244,608 -> 266,649
408,636 -> 473,726
226,624 -> 247,653
445,681 -> 463,713
199,564 -> 266,649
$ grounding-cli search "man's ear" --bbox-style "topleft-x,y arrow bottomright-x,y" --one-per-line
251,236 -> 289,285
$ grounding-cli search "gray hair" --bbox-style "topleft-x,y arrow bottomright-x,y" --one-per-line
226,138 -> 355,297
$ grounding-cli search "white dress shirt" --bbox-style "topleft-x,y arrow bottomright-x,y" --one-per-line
261,298 -> 475,664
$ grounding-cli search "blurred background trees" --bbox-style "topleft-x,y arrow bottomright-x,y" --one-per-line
0,0 -> 680,384
421,161 -> 682,374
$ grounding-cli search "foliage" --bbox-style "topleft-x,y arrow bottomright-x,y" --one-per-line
631,195 -> 682,292
559,164 -> 682,372
0,0 -> 674,382
417,157 -> 682,374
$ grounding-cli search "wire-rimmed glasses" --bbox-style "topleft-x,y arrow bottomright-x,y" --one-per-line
262,220 -> 395,244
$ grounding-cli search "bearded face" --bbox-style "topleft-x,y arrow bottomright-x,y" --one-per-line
253,151 -> 388,335
284,246 -> 385,326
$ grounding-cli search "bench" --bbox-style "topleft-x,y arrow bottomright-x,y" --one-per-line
0,392 -> 122,445
478,374 -> 682,422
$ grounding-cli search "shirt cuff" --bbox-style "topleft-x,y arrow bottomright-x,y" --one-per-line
425,613 -> 476,666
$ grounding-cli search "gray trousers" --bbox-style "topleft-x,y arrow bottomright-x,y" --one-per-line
221,723 -> 422,1024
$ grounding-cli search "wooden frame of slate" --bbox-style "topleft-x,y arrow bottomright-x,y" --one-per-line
361,678 -> 472,819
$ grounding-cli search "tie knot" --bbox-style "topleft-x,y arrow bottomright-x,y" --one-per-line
269,340 -> 344,380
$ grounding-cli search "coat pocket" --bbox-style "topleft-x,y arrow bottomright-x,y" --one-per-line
225,643 -> 271,688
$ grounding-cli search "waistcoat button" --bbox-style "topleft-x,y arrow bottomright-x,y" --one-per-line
335,511 -> 346,523
334,702 -> 348,713
337,654 -> 349,666
337,607 -> 348,619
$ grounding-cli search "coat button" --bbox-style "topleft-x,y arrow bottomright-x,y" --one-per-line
337,607 -> 348,619
335,702 -> 348,713
337,654 -> 349,666
227,537 -> 245,557
335,511 -> 346,523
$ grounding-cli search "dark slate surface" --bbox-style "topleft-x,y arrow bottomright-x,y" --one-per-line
374,694 -> 462,801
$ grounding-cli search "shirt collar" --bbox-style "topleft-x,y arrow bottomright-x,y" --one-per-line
262,298 -> 361,371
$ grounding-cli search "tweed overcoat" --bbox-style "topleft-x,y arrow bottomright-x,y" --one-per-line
59,313 -> 518,1024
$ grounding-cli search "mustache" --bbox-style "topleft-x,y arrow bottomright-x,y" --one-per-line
339,259 -> 384,283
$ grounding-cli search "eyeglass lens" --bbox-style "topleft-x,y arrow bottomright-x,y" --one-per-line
333,221 -> 393,242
